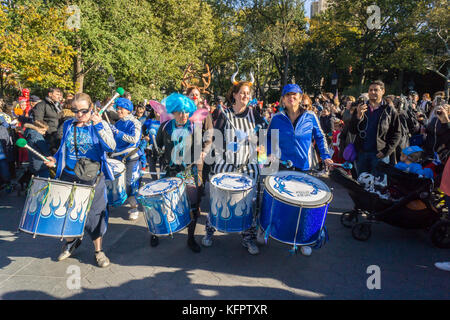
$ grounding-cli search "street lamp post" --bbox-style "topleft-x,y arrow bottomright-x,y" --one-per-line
108,74 -> 115,95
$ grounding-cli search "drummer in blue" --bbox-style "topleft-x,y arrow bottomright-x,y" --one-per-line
45,93 -> 116,268
109,97 -> 143,221
266,84 -> 333,255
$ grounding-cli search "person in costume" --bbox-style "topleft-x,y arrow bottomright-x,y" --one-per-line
154,93 -> 202,253
203,72 -> 267,255
45,93 -> 116,268
109,97 -> 143,220
265,84 -> 333,256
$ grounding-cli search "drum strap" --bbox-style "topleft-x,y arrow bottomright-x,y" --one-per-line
121,148 -> 140,163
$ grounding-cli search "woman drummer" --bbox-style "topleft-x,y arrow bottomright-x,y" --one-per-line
109,97 -> 143,221
265,84 -> 333,255
154,93 -> 202,253
45,93 -> 116,268
203,73 -> 266,255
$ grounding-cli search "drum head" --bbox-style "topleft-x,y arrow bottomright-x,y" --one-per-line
107,159 -> 126,175
211,172 -> 255,192
138,177 -> 183,197
264,171 -> 332,208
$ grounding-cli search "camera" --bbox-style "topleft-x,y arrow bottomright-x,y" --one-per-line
351,97 -> 365,108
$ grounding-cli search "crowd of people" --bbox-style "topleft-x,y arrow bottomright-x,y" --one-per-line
0,78 -> 449,270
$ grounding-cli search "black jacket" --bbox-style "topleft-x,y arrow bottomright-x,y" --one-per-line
349,100 -> 401,157
424,116 -> 450,159
31,97 -> 61,134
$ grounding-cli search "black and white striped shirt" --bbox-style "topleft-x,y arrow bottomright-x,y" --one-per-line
212,106 -> 265,180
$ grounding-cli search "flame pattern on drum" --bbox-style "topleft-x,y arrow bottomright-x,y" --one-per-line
137,178 -> 191,234
24,179 -> 92,222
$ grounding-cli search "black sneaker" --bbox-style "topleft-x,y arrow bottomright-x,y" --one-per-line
57,238 -> 82,261
150,235 -> 159,247
187,237 -> 201,253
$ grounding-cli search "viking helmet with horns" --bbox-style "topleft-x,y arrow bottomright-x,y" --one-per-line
231,63 -> 255,86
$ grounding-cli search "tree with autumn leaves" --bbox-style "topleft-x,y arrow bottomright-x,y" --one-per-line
0,1 -> 76,96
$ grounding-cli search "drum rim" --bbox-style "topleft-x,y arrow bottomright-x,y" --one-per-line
31,176 -> 95,189
259,222 -> 325,246
18,228 -> 85,239
263,171 -> 333,208
138,177 -> 184,197
210,172 -> 255,192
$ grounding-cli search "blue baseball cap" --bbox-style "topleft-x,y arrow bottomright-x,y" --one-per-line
281,84 -> 303,96
402,146 -> 423,156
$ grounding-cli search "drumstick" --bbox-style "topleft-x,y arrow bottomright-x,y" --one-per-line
98,87 -> 125,116
16,138 -> 56,167
140,170 -> 166,176
330,162 -> 353,170
280,160 -> 293,168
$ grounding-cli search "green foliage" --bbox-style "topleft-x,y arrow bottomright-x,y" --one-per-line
0,0 -> 76,94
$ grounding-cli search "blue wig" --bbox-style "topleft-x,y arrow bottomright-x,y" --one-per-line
115,97 -> 133,112
163,93 -> 197,116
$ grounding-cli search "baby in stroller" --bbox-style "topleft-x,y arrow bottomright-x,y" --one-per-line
330,159 -> 448,247
395,146 -> 434,180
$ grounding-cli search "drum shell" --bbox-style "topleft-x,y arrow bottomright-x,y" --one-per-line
136,180 -> 191,235
105,159 -> 127,207
19,177 -> 94,238
260,189 -> 329,246
209,180 -> 255,233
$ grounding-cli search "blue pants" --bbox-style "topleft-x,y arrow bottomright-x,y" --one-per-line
356,151 -> 389,177
124,158 -> 141,197
0,159 -> 11,183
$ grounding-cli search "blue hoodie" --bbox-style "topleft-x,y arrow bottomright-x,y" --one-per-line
267,110 -> 330,171
110,114 -> 142,161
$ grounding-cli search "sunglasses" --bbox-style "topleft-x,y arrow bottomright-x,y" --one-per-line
72,108 -> 91,115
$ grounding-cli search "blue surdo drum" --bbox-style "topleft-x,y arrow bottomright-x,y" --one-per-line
18,177 -> 95,238
136,177 -> 191,236
209,172 -> 255,233
105,159 -> 127,207
260,171 -> 332,246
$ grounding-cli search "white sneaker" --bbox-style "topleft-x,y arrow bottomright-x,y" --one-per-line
202,234 -> 213,247
434,262 -> 450,272
242,239 -> 260,255
128,208 -> 139,220
300,246 -> 312,256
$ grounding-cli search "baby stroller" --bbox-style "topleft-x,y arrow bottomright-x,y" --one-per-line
329,162 -> 449,248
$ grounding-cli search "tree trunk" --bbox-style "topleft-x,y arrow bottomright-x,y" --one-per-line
0,69 -> 4,98
282,47 -> 289,87
74,37 -> 83,93
446,66 -> 449,99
